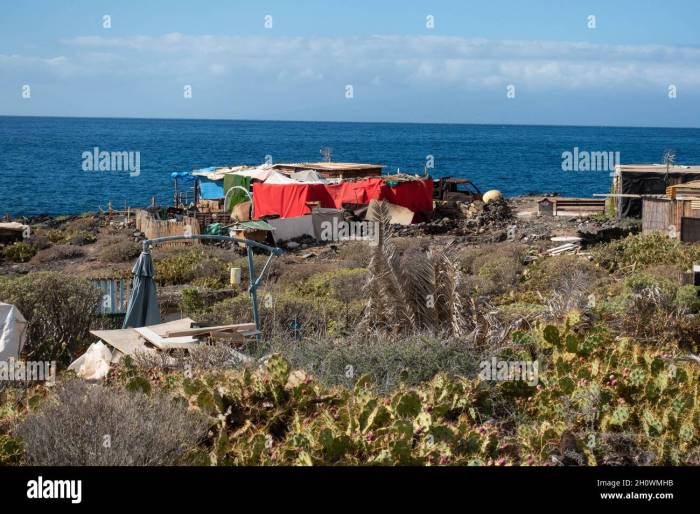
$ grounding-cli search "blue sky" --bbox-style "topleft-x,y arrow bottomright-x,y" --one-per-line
1,0 -> 699,126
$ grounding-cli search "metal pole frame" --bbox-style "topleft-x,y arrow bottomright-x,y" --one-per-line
141,235 -> 282,333
224,186 -> 253,214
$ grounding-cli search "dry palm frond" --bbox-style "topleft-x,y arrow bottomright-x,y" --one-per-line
428,244 -> 468,336
361,205 -> 468,336
361,202 -> 409,330
398,247 -> 435,330
545,266 -> 591,319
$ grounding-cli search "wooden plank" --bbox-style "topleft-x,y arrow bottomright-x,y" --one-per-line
90,328 -> 152,356
92,318 -> 204,354
133,327 -> 199,350
593,193 -> 643,198
147,318 -> 196,337
165,323 -> 256,337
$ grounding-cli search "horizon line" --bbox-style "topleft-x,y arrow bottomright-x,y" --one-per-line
1,114 -> 698,131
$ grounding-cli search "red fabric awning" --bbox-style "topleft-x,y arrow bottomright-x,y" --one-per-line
252,178 -> 433,220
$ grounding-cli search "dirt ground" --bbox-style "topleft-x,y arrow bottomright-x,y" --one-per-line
0,196 -> 635,284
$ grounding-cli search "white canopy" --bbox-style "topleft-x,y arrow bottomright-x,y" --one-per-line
263,170 -> 298,184
290,169 -> 328,184
0,302 -> 27,362
229,163 -> 275,182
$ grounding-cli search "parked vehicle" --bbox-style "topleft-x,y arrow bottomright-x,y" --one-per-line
433,177 -> 483,203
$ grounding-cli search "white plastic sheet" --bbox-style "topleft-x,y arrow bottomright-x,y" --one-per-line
0,302 -> 27,362
263,170 -> 298,184
68,341 -> 113,380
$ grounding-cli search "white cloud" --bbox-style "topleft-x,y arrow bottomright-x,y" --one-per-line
3,34 -> 700,90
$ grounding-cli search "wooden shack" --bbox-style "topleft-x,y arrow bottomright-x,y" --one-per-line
613,164 -> 700,218
642,196 -> 700,242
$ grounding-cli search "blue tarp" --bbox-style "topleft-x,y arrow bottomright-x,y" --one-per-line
198,177 -> 225,199
171,171 -> 196,182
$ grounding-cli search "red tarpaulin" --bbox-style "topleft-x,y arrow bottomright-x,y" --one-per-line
252,178 -> 434,219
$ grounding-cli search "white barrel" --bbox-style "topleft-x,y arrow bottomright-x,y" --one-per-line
230,267 -> 242,286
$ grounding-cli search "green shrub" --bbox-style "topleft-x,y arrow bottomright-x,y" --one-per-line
2,241 -> 37,263
459,243 -> 526,296
29,234 -> 51,250
198,288 -> 365,338
99,239 -> 141,262
593,233 -> 700,272
0,272 -> 101,364
154,248 -> 235,287
623,272 -> 677,298
522,255 -> 602,296
190,276 -> 223,289
293,267 -> 367,301
66,216 -> 98,232
0,434 -> 24,464
674,285 -> 700,313
180,287 -> 206,315
333,240 -> 373,267
31,244 -> 84,263
498,302 -> 548,321
475,256 -> 520,295
46,229 -> 67,244
599,266 -> 686,318
458,243 -> 526,275
68,230 -> 97,246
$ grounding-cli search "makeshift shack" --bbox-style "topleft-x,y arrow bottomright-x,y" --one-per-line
642,180 -> 700,242
253,176 -> 434,220
176,163 -> 430,230
192,167 -> 226,200
0,222 -> 28,245
230,220 -> 275,246
613,164 -> 700,218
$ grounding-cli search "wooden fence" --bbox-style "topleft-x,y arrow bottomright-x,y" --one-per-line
135,210 -> 201,246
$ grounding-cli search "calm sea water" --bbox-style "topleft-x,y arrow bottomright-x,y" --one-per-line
1,116 -> 699,216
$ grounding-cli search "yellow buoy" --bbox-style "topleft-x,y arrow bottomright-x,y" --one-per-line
482,189 -> 503,204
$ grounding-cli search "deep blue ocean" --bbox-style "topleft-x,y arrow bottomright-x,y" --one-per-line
1,116 -> 699,216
